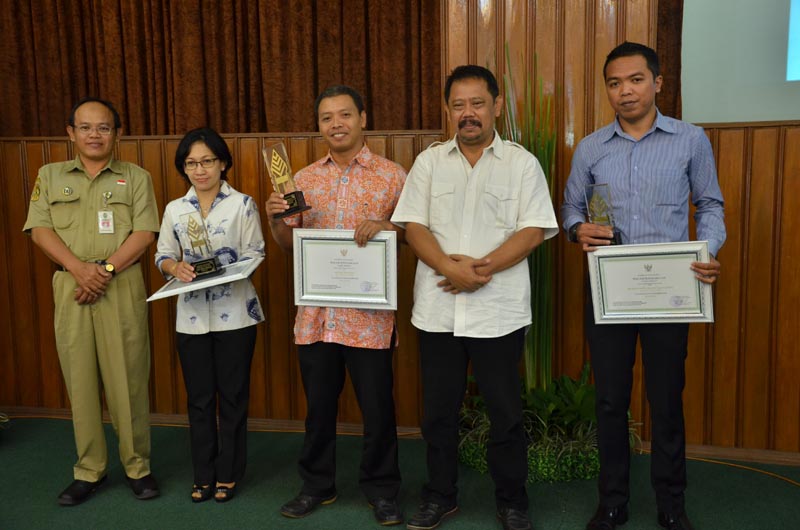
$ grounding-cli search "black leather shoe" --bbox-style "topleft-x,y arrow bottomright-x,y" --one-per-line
497,507 -> 533,530
57,476 -> 107,506
658,511 -> 695,530
406,502 -> 458,530
586,504 -> 629,530
370,497 -> 403,526
280,492 -> 337,518
126,474 -> 160,500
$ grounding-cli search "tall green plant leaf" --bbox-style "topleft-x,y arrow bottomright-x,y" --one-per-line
501,45 -> 557,392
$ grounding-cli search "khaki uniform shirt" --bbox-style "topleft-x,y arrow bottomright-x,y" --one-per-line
23,156 -> 159,256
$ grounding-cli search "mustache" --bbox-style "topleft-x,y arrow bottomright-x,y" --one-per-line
458,117 -> 482,129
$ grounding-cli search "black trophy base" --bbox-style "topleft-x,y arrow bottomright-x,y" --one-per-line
191,256 -> 224,280
273,190 -> 312,219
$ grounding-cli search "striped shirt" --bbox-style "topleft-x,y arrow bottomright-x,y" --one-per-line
561,111 -> 726,256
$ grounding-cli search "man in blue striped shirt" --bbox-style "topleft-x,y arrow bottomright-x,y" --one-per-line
562,42 -> 726,530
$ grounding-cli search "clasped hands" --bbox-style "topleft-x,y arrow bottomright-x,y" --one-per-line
71,261 -> 113,305
576,222 -> 721,285
435,254 -> 492,294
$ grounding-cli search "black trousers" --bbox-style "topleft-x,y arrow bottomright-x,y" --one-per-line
418,328 -> 528,510
297,340 -> 401,501
586,301 -> 689,514
177,325 -> 257,486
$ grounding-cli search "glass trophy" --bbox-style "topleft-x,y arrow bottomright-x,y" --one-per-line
181,211 -> 223,278
263,143 -> 311,218
584,183 -> 623,245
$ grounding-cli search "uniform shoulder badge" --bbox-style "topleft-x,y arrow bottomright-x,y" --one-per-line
30,178 -> 41,202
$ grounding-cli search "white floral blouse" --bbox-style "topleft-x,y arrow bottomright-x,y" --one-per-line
155,181 -> 265,334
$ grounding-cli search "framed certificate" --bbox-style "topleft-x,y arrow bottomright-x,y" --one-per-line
293,229 -> 397,310
588,241 -> 714,324
147,257 -> 264,302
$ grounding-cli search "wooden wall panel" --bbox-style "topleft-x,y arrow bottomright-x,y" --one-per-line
2,0 -> 799,454
4,119 -> 797,449
741,128 -> 778,448
440,1 -> 799,451
773,128 -> 800,452
709,128 -> 746,446
0,132 -> 438,429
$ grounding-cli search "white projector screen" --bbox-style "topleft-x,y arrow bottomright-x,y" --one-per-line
682,0 -> 800,123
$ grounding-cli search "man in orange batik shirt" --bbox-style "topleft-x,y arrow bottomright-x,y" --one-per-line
266,85 -> 406,527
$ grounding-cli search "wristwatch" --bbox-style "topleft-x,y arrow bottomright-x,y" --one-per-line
98,260 -> 116,276
568,222 -> 582,243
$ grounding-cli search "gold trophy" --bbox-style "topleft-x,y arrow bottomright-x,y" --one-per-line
585,183 -> 623,245
181,211 -> 223,278
263,143 -> 311,218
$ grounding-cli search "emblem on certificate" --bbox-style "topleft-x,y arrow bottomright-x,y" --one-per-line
181,211 -> 223,279
585,183 -> 623,245
263,143 -> 311,218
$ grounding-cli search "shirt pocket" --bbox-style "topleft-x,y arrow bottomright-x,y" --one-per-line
650,168 -> 685,204
650,169 -> 686,228
106,192 -> 133,231
481,184 -> 518,228
430,182 -> 455,225
49,193 -> 81,230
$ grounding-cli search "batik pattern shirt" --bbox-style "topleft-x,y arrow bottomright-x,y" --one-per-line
285,145 -> 406,349
156,181 -> 265,334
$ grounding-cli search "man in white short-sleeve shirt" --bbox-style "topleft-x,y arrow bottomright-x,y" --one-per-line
392,65 -> 558,530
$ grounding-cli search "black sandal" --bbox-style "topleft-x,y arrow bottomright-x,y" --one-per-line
214,483 -> 236,503
191,484 -> 213,503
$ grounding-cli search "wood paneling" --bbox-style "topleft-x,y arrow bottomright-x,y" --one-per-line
439,1 -> 799,452
0,132 -> 440,429
3,121 -> 798,450
2,0 -> 798,455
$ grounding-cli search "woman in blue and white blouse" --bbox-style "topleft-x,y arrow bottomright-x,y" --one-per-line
155,127 -> 265,504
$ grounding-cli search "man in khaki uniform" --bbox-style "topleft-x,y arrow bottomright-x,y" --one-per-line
23,97 -> 161,506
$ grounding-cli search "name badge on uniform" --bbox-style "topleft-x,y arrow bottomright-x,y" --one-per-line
98,210 -> 115,233
98,191 -> 114,234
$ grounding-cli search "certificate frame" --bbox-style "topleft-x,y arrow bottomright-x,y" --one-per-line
147,257 -> 264,302
588,241 -> 714,324
293,229 -> 397,310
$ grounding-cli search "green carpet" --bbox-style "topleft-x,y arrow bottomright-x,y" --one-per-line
1,419 -> 798,529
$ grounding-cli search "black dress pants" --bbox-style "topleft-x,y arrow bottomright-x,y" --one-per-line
297,340 -> 401,501
586,302 -> 689,514
418,328 -> 528,510
177,325 -> 257,486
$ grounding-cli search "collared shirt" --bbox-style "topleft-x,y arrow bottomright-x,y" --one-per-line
155,181 -> 265,334
285,144 -> 407,349
391,132 -> 558,338
23,156 -> 160,259
561,110 -> 726,256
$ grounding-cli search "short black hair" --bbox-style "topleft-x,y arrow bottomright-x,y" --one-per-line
604,41 -> 660,80
68,97 -> 122,129
314,85 -> 365,119
444,65 -> 499,103
174,127 -> 233,183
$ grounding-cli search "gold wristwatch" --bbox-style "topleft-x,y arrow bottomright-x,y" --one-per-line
98,260 -> 116,276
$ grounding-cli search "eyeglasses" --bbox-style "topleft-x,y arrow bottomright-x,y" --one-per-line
184,158 -> 219,171
74,124 -> 115,136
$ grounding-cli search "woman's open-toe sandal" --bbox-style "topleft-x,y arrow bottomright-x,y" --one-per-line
214,483 -> 236,503
191,484 -> 213,503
